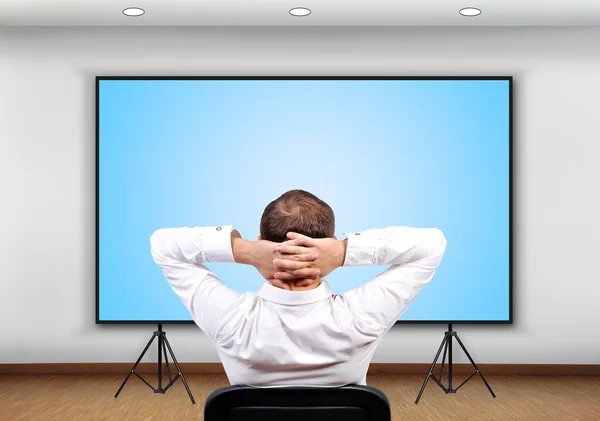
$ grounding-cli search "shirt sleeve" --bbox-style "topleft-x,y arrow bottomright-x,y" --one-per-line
341,226 -> 447,336
149,225 -> 242,340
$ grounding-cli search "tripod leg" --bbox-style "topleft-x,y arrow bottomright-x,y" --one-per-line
415,334 -> 448,404
157,333 -> 163,392
448,332 -> 453,391
454,333 -> 496,398
115,332 -> 157,398
439,337 -> 449,384
163,336 -> 196,404
162,337 -> 173,382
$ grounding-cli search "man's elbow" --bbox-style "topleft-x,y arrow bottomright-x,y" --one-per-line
149,229 -> 168,260
427,228 -> 447,267
428,228 -> 447,264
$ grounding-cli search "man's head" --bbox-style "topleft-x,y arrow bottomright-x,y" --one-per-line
260,190 -> 335,243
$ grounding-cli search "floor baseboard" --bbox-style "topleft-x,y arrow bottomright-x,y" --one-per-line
0,363 -> 598,376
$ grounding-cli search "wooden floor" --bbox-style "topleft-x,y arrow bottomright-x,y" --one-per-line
1,374 -> 599,421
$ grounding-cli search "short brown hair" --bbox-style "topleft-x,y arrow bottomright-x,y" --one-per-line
260,190 -> 335,243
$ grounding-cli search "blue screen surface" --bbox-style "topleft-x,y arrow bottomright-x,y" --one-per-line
98,78 -> 510,322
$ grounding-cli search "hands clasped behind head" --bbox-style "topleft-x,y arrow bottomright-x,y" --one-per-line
269,234 -> 321,289
271,232 -> 345,288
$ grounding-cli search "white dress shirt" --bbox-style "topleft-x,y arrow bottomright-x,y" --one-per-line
150,225 -> 446,387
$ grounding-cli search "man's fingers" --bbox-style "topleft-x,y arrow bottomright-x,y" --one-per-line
280,237 -> 307,247
284,253 -> 319,262
290,267 -> 320,278
273,258 -> 315,271
274,271 -> 319,281
269,278 -> 291,290
274,238 -> 314,254
274,267 -> 320,279
286,232 -> 317,246
275,245 -> 305,254
275,244 -> 318,259
272,272 -> 296,281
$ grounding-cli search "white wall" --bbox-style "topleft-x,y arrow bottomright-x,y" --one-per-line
1,26 -> 599,364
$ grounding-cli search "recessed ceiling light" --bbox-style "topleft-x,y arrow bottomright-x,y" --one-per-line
123,7 -> 145,17
459,7 -> 481,17
289,7 -> 311,17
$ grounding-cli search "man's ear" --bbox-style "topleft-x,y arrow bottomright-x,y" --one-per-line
258,235 -> 263,241
333,235 -> 338,240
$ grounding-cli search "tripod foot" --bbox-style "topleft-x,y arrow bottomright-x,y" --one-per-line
163,337 -> 196,404
415,334 -> 449,404
115,326 -> 195,404
416,326 -> 495,403
115,333 -> 157,398
454,333 -> 496,398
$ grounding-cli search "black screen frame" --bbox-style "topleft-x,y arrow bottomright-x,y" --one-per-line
95,76 -> 513,325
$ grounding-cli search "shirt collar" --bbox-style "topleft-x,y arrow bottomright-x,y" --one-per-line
257,280 -> 333,305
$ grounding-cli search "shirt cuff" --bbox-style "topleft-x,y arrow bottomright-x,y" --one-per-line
342,231 -> 378,266
201,225 -> 235,263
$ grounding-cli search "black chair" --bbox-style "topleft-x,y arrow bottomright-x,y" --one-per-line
204,384 -> 391,421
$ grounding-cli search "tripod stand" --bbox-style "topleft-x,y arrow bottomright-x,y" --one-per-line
115,324 -> 196,404
415,324 -> 495,404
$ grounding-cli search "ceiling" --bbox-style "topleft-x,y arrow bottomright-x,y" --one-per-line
0,0 -> 599,26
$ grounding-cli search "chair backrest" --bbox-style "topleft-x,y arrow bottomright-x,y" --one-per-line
204,384 -> 391,421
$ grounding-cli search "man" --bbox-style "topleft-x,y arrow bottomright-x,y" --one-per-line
150,189 -> 446,386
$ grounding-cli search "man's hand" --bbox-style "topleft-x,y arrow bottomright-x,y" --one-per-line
273,233 -> 347,286
231,230 -> 320,290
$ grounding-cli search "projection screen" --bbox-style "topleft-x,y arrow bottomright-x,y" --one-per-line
96,76 -> 512,324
